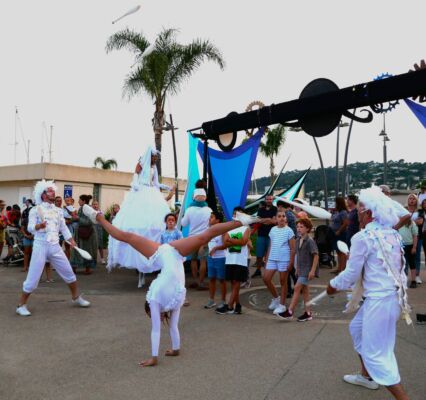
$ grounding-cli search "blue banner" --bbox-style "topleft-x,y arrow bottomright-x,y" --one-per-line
404,99 -> 426,129
198,129 -> 264,220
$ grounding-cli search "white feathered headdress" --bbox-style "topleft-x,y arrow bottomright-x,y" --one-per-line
33,180 -> 57,205
359,185 -> 399,228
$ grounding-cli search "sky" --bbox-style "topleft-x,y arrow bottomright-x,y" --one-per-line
1,1 -> 425,180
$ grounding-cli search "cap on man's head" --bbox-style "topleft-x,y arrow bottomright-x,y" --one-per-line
379,184 -> 391,195
193,188 -> 206,199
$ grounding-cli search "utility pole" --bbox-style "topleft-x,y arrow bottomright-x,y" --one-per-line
49,125 -> 53,163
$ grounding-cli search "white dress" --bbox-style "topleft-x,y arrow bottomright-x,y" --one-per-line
107,166 -> 171,272
146,244 -> 186,311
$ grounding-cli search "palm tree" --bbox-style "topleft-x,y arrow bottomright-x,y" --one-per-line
93,157 -> 118,170
259,125 -> 286,185
106,28 -> 225,176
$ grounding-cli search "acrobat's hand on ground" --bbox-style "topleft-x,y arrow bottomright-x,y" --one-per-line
139,357 -> 158,367
326,283 -> 337,295
165,349 -> 180,357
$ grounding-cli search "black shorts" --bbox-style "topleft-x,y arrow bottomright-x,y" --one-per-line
225,264 -> 248,282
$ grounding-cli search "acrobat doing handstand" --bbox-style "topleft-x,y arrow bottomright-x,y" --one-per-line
82,204 -> 258,367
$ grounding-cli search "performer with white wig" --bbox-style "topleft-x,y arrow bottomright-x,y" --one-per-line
327,185 -> 410,400
82,203 -> 258,366
16,180 -> 90,316
107,146 -> 174,286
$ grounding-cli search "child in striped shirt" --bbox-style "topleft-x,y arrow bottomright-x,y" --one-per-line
263,210 -> 295,314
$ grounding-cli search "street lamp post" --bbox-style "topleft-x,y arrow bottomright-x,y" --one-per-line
335,121 -> 350,197
164,114 -> 179,202
379,114 -> 390,185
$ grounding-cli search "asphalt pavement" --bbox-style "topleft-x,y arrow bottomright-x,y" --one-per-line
1,263 -> 425,400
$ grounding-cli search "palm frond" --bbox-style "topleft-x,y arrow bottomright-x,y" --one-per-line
259,125 -> 286,157
106,28 -> 150,57
163,39 -> 225,97
93,157 -> 105,167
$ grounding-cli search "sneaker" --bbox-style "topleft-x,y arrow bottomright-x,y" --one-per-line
297,311 -> 313,322
72,295 -> 91,308
234,303 -> 242,314
251,269 -> 262,279
226,307 -> 235,314
268,297 -> 280,311
277,309 -> 293,320
82,204 -> 99,223
343,374 -> 379,390
415,276 -> 422,284
409,281 -> 417,289
204,299 -> 217,309
101,259 -> 106,265
233,211 -> 260,226
273,304 -> 287,315
215,304 -> 229,315
16,304 -> 31,317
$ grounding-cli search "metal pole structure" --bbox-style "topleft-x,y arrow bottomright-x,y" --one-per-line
203,139 -> 208,181
169,114 -> 179,202
342,109 -> 356,197
335,123 -> 340,196
49,125 -> 53,163
313,137 -> 329,210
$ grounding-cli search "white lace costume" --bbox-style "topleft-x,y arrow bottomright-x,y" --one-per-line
330,186 -> 410,387
108,146 -> 171,272
145,244 -> 186,357
23,183 -> 76,293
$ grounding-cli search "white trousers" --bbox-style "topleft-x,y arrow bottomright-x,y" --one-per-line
349,294 -> 401,386
149,301 -> 181,357
23,242 -> 76,293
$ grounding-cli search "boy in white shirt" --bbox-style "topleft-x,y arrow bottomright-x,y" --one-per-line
216,207 -> 250,315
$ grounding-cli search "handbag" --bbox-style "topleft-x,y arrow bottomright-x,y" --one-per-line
78,225 -> 93,240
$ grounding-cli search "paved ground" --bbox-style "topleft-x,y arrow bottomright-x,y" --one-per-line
1,262 -> 426,400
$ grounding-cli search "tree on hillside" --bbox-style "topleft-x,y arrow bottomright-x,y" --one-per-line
106,28 -> 225,176
259,125 -> 286,185
93,157 -> 118,170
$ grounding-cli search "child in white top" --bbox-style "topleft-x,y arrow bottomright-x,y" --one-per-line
205,211 -> 227,309
263,210 -> 295,314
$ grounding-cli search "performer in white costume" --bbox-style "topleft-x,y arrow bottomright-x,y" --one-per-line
107,146 -> 173,287
16,180 -> 90,317
327,185 -> 410,400
83,204 -> 258,366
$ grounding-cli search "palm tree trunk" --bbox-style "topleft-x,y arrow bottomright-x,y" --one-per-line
270,156 -> 275,187
153,104 -> 165,176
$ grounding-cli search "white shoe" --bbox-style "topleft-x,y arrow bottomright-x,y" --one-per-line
273,304 -> 287,315
343,374 -> 379,390
101,259 -> 106,265
72,295 -> 91,308
16,304 -> 31,316
268,297 -> 280,311
82,204 -> 99,223
416,276 -> 422,284
233,211 -> 260,226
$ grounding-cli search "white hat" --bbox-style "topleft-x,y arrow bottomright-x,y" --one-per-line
359,185 -> 398,227
193,188 -> 206,199
33,180 -> 57,205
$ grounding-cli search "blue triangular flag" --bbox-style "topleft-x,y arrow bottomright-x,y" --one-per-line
198,129 -> 264,220
404,98 -> 426,129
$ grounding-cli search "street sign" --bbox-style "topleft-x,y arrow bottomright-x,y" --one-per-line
64,185 -> 73,199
